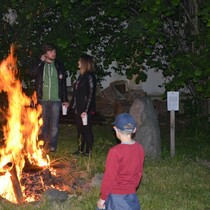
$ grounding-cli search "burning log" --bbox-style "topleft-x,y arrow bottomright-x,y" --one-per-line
0,162 -> 25,203
9,163 -> 24,204
23,158 -> 48,173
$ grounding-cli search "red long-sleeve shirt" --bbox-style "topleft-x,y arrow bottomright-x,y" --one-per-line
100,141 -> 144,200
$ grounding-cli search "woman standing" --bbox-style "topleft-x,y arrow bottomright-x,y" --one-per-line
70,54 -> 96,156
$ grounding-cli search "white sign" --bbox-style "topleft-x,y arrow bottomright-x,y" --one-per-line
167,91 -> 179,111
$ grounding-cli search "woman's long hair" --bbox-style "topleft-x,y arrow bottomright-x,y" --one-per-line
80,54 -> 95,73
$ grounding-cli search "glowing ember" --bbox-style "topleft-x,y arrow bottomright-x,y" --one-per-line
0,46 -> 49,203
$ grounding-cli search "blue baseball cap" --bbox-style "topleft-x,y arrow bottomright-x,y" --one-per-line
113,113 -> 136,133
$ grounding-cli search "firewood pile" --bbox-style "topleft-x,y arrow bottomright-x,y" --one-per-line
98,80 -> 146,117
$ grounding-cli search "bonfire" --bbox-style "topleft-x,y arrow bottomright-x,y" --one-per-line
0,46 -> 49,203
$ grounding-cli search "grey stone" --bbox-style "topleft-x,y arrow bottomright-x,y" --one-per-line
44,188 -> 68,202
90,173 -> 103,187
130,96 -> 161,159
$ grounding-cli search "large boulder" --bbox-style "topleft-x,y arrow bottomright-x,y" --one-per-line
130,96 -> 161,159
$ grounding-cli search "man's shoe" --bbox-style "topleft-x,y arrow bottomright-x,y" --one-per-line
50,147 -> 56,152
72,151 -> 83,155
82,152 -> 91,157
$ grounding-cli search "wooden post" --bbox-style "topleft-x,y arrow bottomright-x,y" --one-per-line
170,110 -> 175,157
167,91 -> 179,157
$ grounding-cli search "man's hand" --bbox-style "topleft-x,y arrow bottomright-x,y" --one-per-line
40,54 -> 46,61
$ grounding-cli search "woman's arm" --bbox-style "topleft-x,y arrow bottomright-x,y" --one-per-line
84,73 -> 96,113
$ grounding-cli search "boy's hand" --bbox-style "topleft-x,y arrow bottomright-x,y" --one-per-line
97,198 -> 105,209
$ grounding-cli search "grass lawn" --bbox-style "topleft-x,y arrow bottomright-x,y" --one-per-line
0,120 -> 210,210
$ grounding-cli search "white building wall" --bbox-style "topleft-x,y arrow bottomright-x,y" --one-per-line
101,69 -> 165,96
141,69 -> 165,96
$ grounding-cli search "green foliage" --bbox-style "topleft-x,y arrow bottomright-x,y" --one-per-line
0,0 -> 210,116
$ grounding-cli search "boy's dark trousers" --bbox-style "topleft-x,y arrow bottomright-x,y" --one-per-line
96,193 -> 141,210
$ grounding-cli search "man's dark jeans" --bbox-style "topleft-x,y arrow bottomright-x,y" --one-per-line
40,100 -> 61,150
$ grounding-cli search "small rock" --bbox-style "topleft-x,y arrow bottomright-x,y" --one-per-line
90,173 -> 103,187
44,188 -> 68,202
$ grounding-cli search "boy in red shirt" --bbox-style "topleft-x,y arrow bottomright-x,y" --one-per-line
97,113 -> 145,210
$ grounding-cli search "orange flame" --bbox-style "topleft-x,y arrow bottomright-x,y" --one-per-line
0,46 -> 49,203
